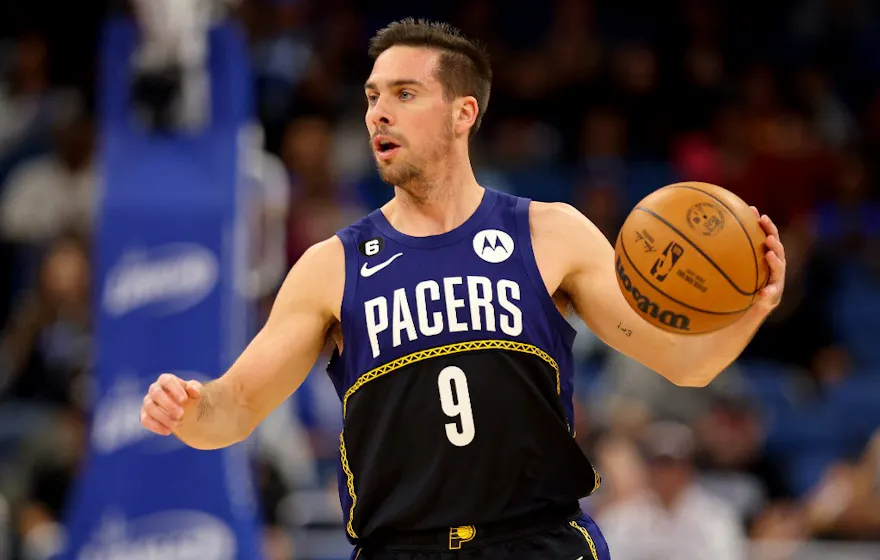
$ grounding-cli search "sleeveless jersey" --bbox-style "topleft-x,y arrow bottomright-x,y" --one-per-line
326,188 -> 600,543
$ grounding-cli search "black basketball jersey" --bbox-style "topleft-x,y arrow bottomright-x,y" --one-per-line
327,188 -> 600,543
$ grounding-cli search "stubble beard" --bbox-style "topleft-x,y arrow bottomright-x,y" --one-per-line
376,124 -> 454,200
377,159 -> 422,189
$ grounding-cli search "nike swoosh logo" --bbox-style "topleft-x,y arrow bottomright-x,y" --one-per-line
360,252 -> 403,277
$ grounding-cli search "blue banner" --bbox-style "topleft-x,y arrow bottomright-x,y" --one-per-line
58,19 -> 264,560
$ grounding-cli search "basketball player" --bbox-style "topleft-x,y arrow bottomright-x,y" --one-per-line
140,19 -> 787,559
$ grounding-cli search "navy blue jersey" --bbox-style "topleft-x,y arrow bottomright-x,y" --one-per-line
327,188 -> 600,543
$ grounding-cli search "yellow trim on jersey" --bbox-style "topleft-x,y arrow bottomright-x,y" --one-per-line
339,431 -> 360,539
342,339 -> 560,418
337,339 -> 601,539
569,521 -> 599,560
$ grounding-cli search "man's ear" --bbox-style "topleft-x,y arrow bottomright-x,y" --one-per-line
453,96 -> 478,137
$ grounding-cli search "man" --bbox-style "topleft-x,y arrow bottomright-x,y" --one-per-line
597,421 -> 747,560
140,19 -> 787,560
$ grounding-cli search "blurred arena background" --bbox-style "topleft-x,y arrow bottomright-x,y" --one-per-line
0,0 -> 879,558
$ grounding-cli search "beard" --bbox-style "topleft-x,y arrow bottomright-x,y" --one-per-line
373,120 -> 454,194
377,159 -> 422,188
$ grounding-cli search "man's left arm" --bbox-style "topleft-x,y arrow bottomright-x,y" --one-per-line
533,202 -> 786,387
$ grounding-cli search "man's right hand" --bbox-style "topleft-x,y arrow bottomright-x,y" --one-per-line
141,373 -> 203,436
134,236 -> 343,450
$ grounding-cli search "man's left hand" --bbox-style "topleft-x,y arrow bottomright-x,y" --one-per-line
750,206 -> 786,315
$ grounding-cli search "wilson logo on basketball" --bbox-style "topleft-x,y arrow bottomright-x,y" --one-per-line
616,256 -> 691,331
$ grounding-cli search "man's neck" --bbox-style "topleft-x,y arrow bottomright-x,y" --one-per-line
385,166 -> 484,237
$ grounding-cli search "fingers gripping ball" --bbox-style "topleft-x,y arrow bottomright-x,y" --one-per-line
614,182 -> 770,334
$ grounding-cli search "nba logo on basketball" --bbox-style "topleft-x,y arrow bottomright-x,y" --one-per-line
650,242 -> 684,282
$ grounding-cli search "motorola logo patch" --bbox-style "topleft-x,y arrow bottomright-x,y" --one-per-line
473,229 -> 514,264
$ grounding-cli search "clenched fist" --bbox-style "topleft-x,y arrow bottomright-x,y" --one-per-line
141,373 -> 203,435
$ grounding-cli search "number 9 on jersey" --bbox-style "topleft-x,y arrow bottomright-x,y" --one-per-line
437,366 -> 475,447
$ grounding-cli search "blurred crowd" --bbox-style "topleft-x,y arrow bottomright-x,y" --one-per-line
0,0 -> 879,558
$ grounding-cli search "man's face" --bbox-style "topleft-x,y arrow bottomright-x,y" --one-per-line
364,46 -> 454,189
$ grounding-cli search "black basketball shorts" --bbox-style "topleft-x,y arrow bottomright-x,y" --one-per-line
350,510 -> 611,560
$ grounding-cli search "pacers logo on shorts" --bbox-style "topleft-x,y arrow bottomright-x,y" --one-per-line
449,525 -> 476,549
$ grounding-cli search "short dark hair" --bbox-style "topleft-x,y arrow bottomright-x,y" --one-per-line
368,19 -> 492,138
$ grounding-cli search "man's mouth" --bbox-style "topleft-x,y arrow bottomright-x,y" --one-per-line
373,135 -> 401,158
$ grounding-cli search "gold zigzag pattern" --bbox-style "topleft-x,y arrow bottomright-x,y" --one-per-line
569,521 -> 599,560
343,339 -> 560,418
339,431 -> 359,539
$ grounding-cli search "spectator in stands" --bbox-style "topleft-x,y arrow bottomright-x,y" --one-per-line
587,350 -> 747,428
862,90 -> 880,195
0,34 -> 76,177
815,153 -> 880,273
734,107 -> 837,230
0,111 -> 96,248
247,0 -> 317,151
674,40 -> 726,136
694,396 -> 794,532
0,35 -> 51,155
586,427 -> 650,517
795,66 -> 858,151
804,427 -> 880,540
7,410 -> 83,560
576,107 -> 627,202
739,216 -> 844,379
603,43 -> 664,158
744,427 -> 880,553
281,115 -> 365,264
597,421 -> 747,560
0,235 -> 91,559
0,234 -> 91,410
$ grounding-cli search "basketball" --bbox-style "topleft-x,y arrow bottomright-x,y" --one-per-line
613,182 -> 770,334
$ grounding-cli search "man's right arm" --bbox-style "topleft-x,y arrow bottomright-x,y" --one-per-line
140,236 -> 344,450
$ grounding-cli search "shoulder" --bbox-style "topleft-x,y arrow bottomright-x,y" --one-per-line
528,201 -> 609,268
528,201 -> 604,239
300,235 -> 346,268
275,236 -> 345,321
295,236 -> 346,289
